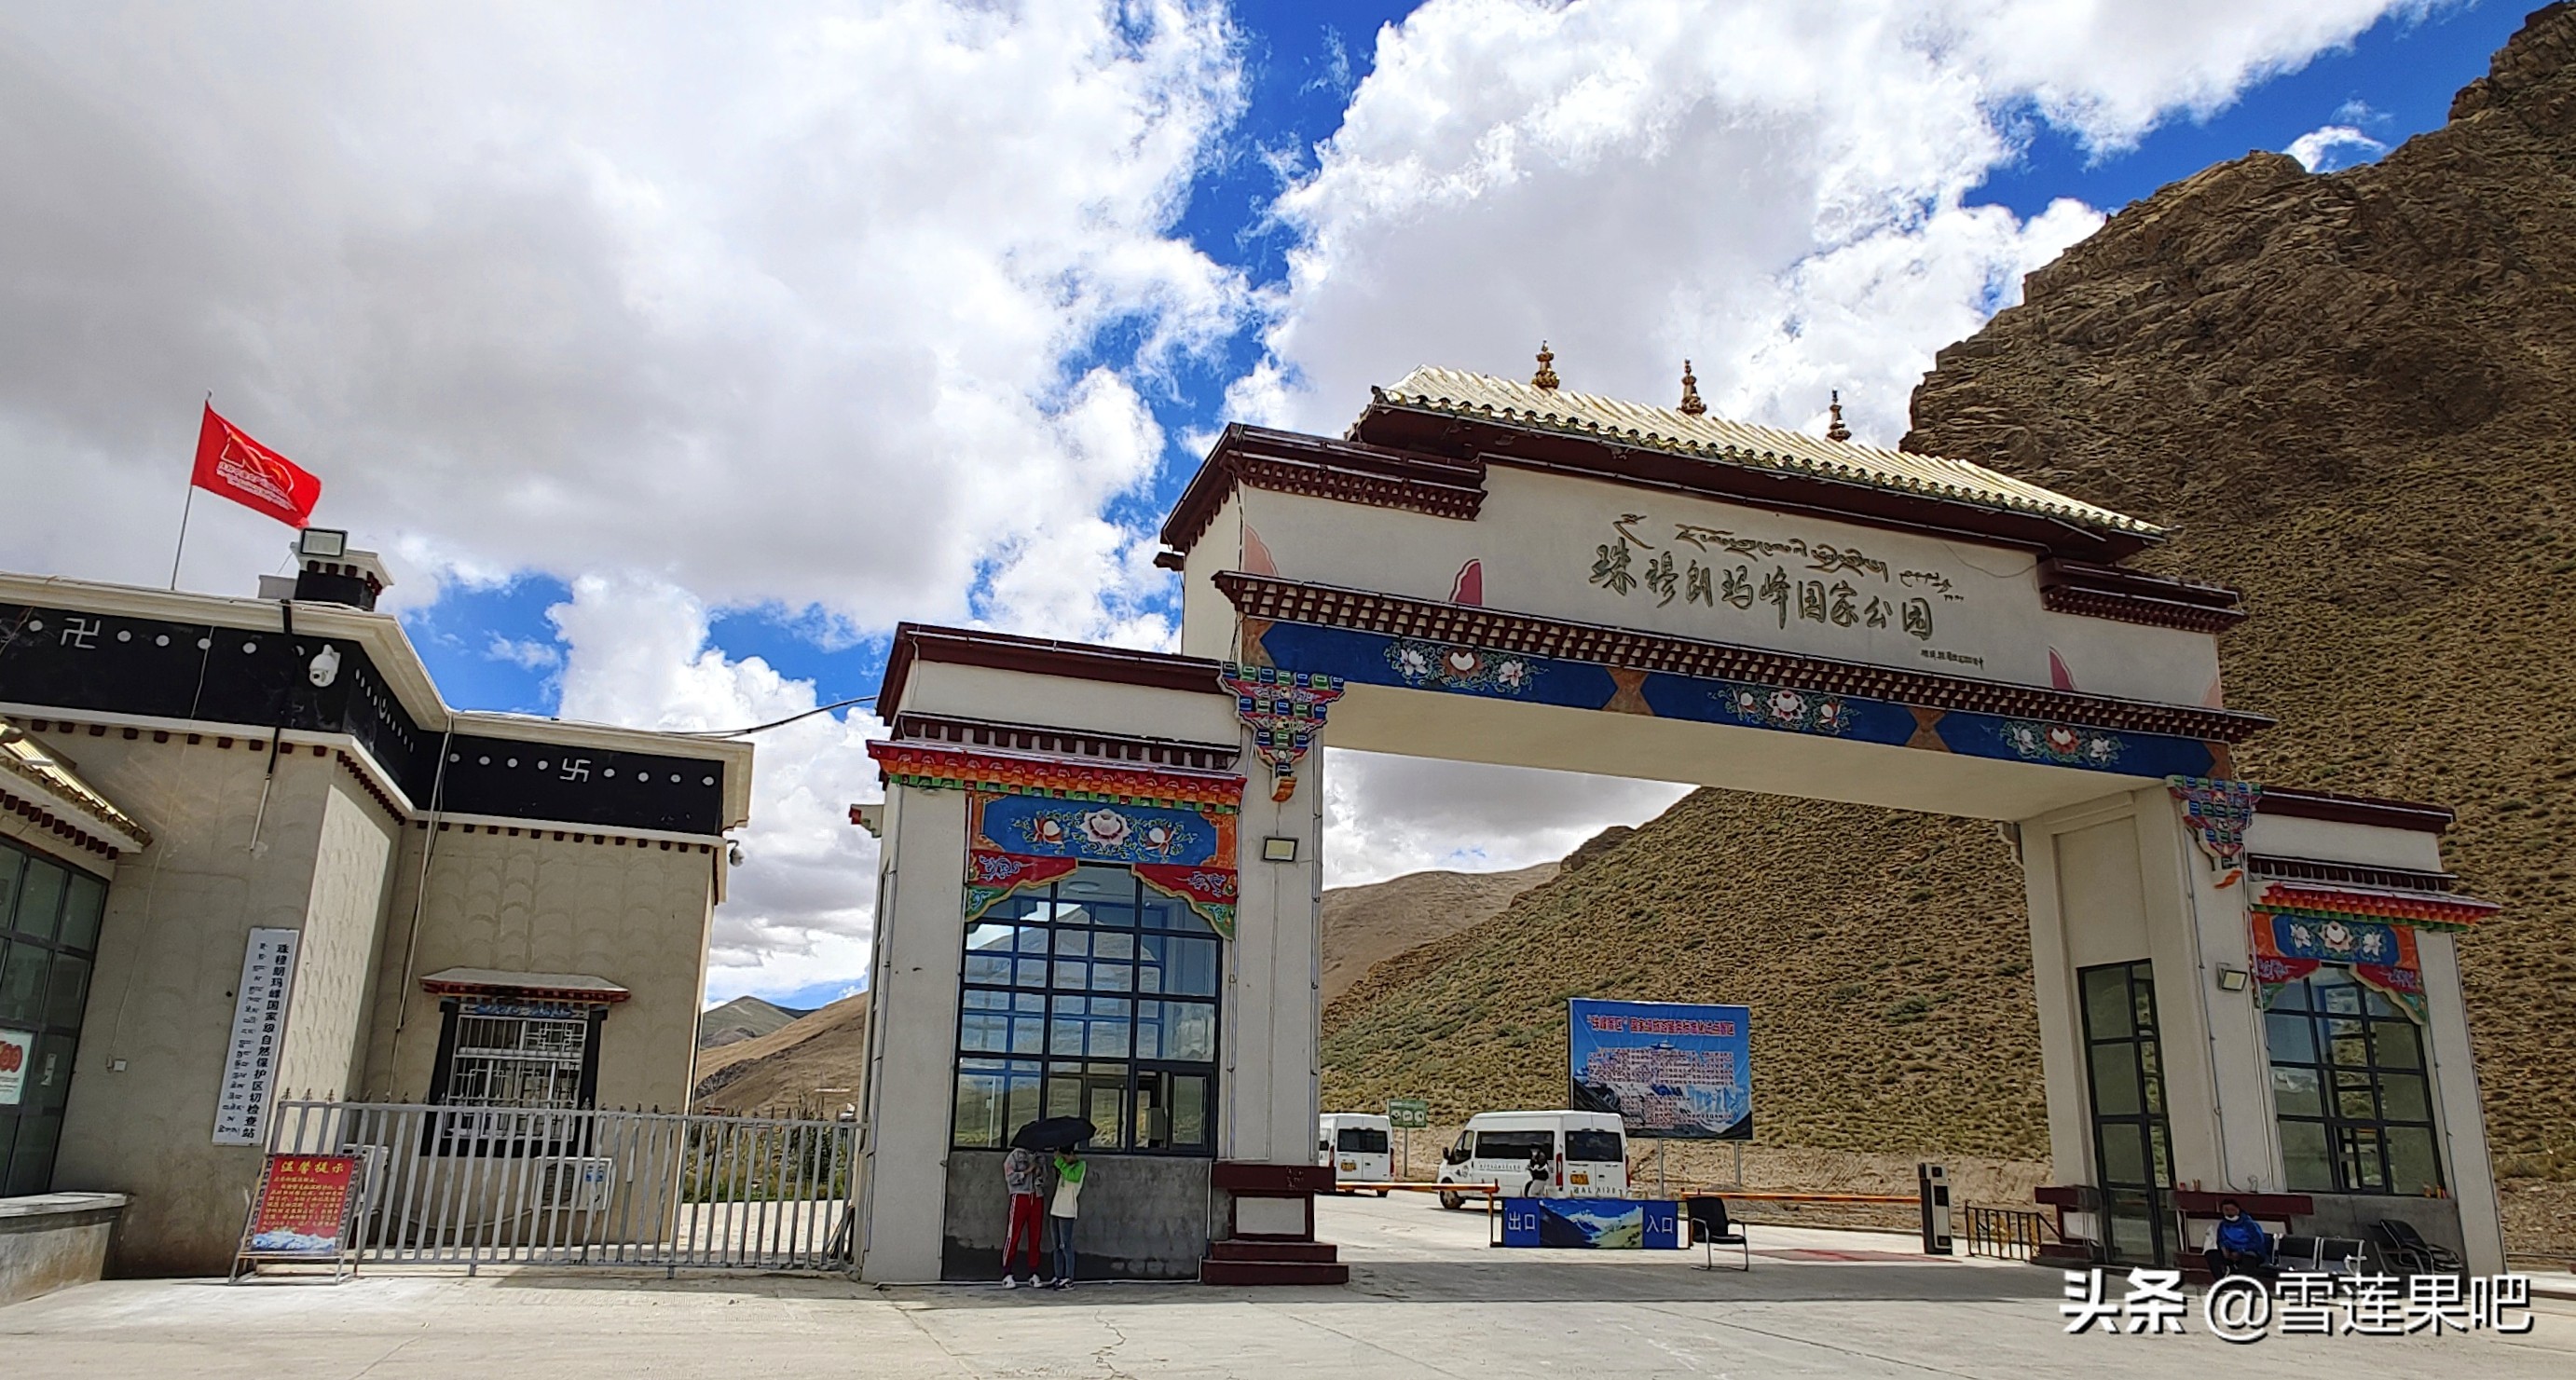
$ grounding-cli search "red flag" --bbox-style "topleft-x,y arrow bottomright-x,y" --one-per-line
192,404 -> 322,527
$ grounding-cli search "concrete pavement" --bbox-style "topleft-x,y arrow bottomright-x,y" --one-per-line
5,1193 -> 2569,1377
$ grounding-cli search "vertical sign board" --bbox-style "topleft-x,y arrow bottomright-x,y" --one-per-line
212,927 -> 300,1146
1567,998 -> 1752,1140
0,1025 -> 32,1106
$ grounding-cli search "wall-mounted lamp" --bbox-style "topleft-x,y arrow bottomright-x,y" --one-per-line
1261,836 -> 1299,864
297,526 -> 349,559
2214,965 -> 2250,992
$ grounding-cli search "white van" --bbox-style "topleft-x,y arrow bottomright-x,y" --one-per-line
1317,1113 -> 1393,1195
1435,1111 -> 1628,1208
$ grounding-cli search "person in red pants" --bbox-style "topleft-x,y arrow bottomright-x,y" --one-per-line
1000,1144 -> 1048,1287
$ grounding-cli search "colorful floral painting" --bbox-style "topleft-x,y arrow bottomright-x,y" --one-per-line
1715,682 -> 1852,736
972,791 -> 1229,867
1383,640 -> 1540,696
2249,906 -> 2426,1024
2001,719 -> 2122,768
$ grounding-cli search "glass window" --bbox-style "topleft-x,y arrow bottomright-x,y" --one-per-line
1564,1129 -> 1624,1163
439,1012 -> 590,1108
11,861 -> 64,941
0,840 -> 106,1197
1474,1129 -> 1555,1160
952,863 -> 1221,1155
2263,972 -> 2445,1196
2078,960 -> 2172,1266
1336,1127 -> 1391,1155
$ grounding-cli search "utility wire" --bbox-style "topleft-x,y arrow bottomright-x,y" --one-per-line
668,693 -> 877,738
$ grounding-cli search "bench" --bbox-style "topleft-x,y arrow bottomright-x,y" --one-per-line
2171,1190 -> 2312,1282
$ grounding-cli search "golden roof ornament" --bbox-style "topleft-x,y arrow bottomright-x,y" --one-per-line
1678,360 -> 1706,416
1826,389 -> 1852,443
1531,342 -> 1559,391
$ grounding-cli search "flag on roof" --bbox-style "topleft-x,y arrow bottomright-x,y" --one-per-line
192,403 -> 322,527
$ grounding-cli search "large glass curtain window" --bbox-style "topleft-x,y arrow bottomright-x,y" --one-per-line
2266,971 -> 2443,1196
952,864 -> 1221,1155
0,840 -> 107,1196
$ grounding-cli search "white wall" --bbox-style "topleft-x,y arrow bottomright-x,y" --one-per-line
855,782 -> 969,1283
1214,467 -> 2222,705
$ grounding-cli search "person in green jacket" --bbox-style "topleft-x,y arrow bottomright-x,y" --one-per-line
1047,1146 -> 1087,1289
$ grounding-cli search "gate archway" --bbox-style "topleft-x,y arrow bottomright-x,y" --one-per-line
847,362 -> 2502,1283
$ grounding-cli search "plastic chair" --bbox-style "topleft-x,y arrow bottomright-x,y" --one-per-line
1687,1196 -> 1748,1272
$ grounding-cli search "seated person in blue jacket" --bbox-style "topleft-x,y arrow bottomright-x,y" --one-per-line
2201,1199 -> 2271,1278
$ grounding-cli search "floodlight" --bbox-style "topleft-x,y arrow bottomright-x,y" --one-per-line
1261,836 -> 1300,863
298,527 -> 349,559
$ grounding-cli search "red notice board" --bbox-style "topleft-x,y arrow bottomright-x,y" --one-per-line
236,1154 -> 361,1272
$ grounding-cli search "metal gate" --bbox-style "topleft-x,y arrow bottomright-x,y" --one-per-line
265,1098 -> 859,1272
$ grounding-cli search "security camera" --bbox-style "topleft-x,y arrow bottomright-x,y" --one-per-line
727,841 -> 745,867
308,645 -> 342,688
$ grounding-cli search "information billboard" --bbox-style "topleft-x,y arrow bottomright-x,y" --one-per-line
1567,998 -> 1751,1140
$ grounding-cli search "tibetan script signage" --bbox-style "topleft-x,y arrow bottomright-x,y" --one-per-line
212,927 -> 299,1146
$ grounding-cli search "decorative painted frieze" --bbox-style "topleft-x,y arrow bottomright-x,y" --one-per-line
2167,775 -> 2261,880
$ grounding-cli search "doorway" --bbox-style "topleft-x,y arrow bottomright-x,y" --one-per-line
2077,961 -> 2174,1265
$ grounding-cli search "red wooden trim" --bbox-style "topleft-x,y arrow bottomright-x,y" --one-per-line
2256,786 -> 2454,835
1218,572 -> 2273,743
878,624 -> 1230,717
418,977 -> 631,1004
892,713 -> 1238,772
2039,558 -> 2246,633
865,740 -> 1246,808
1159,424 -> 1487,554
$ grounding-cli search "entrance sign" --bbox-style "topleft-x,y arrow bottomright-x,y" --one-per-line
1386,1098 -> 1428,1129
233,1153 -> 361,1279
1499,1197 -> 1682,1250
212,927 -> 299,1145
1569,999 -> 1751,1141
0,1026 -> 30,1106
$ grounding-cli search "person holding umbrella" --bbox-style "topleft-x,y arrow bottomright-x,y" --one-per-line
1048,1143 -> 1088,1289
1007,1116 -> 1095,1291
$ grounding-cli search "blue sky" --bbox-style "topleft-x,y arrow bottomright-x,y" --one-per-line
402,0 -> 2522,732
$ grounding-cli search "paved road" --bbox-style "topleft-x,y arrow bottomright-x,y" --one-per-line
5,1193 -> 2569,1377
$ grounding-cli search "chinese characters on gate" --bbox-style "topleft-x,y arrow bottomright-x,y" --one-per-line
212,927 -> 299,1145
2061,1267 -> 2536,1344
1587,514 -> 1961,653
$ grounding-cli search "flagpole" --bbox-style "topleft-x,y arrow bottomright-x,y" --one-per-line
169,485 -> 197,592
171,391 -> 212,591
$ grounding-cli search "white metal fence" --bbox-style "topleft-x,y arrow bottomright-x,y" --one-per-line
265,1098 -> 860,1273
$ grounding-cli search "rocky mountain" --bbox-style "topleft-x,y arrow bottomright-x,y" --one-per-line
1323,6 -> 2576,1253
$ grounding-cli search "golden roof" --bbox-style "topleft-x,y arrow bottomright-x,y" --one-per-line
1369,366 -> 2160,538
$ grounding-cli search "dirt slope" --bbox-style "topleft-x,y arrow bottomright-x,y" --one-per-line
693,994 -> 870,1114
1321,862 -> 1555,1007
696,995 -> 808,1050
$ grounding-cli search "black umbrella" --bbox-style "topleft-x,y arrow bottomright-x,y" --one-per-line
1010,1116 -> 1097,1151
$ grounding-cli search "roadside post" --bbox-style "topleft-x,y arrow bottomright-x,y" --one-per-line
1388,1098 -> 1429,1179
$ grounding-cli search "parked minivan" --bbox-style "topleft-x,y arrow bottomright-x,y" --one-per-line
1318,1113 -> 1393,1195
1435,1110 -> 1627,1208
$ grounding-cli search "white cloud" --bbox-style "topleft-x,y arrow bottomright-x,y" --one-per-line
1322,748 -> 1689,887
545,574 -> 888,1003
0,0 -> 1242,643
2285,123 -> 2391,172
1236,0 -> 2418,446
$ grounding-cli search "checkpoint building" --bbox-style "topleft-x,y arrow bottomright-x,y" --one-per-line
849,362 -> 2505,1282
0,542 -> 751,1275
